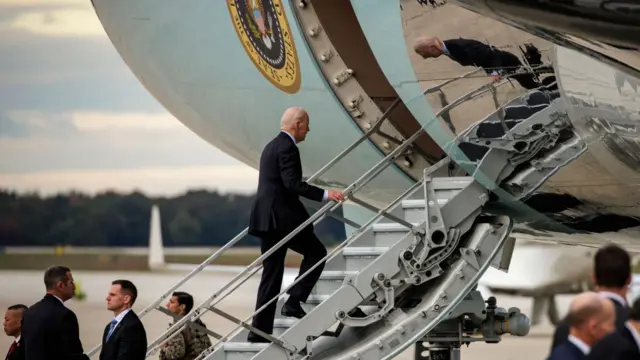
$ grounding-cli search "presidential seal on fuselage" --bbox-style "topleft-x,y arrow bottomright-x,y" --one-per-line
227,0 -> 301,94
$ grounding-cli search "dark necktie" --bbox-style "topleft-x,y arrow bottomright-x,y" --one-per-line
6,341 -> 16,359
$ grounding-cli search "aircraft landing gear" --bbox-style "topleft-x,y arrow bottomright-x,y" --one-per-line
414,292 -> 531,360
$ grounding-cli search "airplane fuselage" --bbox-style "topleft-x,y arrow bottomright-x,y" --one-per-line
90,0 -> 640,251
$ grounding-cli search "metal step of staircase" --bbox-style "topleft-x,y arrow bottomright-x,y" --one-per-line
201,166 -> 485,360
222,343 -> 268,360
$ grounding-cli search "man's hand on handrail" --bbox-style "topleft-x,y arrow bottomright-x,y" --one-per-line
327,190 -> 345,202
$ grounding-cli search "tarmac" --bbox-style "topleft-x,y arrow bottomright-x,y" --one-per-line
0,269 -> 570,360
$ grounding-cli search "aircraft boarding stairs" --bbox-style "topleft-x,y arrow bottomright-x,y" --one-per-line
86,71 -> 583,360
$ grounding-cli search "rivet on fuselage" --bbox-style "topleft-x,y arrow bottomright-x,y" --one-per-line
308,25 -> 321,37
332,69 -> 354,86
320,50 -> 333,62
347,95 -> 362,109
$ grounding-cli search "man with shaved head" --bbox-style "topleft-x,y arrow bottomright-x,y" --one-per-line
587,296 -> 640,360
547,292 -> 615,360
247,106 -> 344,343
413,35 -> 542,89
551,244 -> 632,351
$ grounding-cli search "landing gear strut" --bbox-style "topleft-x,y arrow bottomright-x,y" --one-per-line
414,292 -> 531,360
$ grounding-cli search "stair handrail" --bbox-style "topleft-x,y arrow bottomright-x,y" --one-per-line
194,79 -> 515,350
84,96 -> 405,357
194,157 -> 452,359
184,80 -> 513,358
142,76 -> 515,357
422,68 -> 484,96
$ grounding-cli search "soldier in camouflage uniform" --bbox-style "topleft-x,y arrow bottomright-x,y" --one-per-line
160,292 -> 213,360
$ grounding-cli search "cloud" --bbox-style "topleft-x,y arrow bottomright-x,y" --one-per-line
0,110 -> 243,173
0,0 -> 84,5
0,1 -> 84,14
0,0 -> 257,196
9,8 -> 105,37
0,165 -> 259,196
0,22 -> 162,114
0,110 -> 77,138
0,0 -> 97,35
69,111 -> 183,131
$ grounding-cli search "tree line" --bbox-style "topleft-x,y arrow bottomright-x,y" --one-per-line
0,189 -> 347,247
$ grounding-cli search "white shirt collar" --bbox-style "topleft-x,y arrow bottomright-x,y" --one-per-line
112,308 -> 132,326
14,335 -> 21,343
599,291 -> 627,307
281,130 -> 297,145
442,42 -> 450,56
626,322 -> 640,350
52,295 -> 64,305
568,334 -> 591,355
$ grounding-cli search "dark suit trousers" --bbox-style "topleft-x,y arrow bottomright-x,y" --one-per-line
249,229 -> 327,338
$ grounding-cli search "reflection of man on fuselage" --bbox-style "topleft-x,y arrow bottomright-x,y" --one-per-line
414,36 -> 554,90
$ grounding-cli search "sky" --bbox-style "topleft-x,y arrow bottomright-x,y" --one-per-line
0,0 -> 258,196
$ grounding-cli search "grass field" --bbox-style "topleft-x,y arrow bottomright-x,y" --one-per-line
0,248 -> 303,271
2,247 -> 639,273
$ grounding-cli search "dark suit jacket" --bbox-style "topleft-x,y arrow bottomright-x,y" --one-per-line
586,325 -> 640,360
443,38 -> 538,89
249,132 -> 325,237
547,341 -> 586,360
5,337 -> 24,360
551,297 -> 628,351
21,294 -> 89,360
99,310 -> 147,360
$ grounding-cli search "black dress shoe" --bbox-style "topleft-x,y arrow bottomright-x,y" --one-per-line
281,300 -> 307,319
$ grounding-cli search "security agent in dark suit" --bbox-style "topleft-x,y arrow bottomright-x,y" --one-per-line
3,304 -> 27,360
550,244 -> 631,351
21,265 -> 89,360
247,107 -> 345,343
587,296 -> 640,360
99,280 -> 147,360
413,36 -> 542,90
547,292 -> 615,360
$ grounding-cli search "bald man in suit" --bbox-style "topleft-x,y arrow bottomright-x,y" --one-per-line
587,296 -> 640,360
414,36 -> 541,89
547,292 -> 615,360
247,107 -> 344,343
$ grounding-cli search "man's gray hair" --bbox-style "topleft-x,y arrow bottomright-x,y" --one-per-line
280,106 -> 308,129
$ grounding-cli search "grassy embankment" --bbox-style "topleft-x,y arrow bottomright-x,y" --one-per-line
2,248 -> 639,273
0,248 -> 303,271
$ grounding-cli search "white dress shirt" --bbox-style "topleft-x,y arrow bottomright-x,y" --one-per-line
568,334 -> 591,355
599,291 -> 627,307
111,308 -> 132,328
